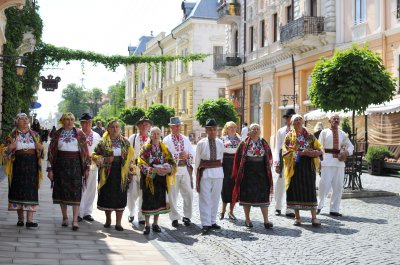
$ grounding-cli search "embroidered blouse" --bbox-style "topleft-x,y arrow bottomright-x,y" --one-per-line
16,130 -> 35,150
58,129 -> 79,152
139,143 -> 171,176
246,138 -> 266,157
221,134 -> 241,154
111,138 -> 122,156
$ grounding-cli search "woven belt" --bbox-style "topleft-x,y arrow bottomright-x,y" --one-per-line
15,149 -> 35,155
178,160 -> 187,167
324,149 -> 340,154
223,153 -> 235,157
58,151 -> 80,159
246,156 -> 264,162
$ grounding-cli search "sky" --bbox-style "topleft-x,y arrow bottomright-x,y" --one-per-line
35,0 -> 189,121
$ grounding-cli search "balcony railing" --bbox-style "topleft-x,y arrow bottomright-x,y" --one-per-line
213,53 -> 243,71
217,2 -> 240,19
280,16 -> 325,44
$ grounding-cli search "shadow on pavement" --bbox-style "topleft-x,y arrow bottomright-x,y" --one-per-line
357,196 -> 400,208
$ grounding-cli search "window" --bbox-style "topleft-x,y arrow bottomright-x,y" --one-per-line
260,20 -> 265,47
273,13 -> 278,43
286,5 -> 293,23
234,30 -> 239,56
218,87 -> 225,98
213,46 -> 223,70
250,83 -> 261,124
168,95 -> 172,106
310,0 -> 317,16
397,0 -> 400,19
181,89 -> 187,113
355,0 -> 366,24
249,26 -> 254,52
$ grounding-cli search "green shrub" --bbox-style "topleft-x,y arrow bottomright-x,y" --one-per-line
365,146 -> 393,164
341,117 -> 352,136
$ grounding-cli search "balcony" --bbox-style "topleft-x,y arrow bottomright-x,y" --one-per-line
280,16 -> 331,52
214,53 -> 243,72
217,2 -> 241,25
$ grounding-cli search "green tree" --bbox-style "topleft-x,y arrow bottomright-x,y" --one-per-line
87,88 -> 104,116
58,84 -> 88,118
195,98 -> 239,127
341,117 -> 352,136
310,45 -> 396,138
146,104 -> 175,128
119,106 -> 145,126
107,81 -> 125,117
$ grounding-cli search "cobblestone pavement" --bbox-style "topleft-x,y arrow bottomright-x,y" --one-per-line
133,173 -> 400,265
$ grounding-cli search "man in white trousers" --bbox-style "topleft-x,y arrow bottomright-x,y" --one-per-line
274,109 -> 296,217
163,117 -> 195,227
78,113 -> 101,222
318,113 -> 354,217
195,119 -> 224,234
127,116 -> 152,225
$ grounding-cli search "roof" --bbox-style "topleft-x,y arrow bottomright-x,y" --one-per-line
181,0 -> 219,21
129,36 -> 153,55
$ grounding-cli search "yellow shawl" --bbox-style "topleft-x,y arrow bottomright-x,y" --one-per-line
92,131 -> 134,191
137,141 -> 177,195
282,128 -> 323,190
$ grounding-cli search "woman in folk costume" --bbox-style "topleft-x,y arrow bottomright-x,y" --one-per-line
138,127 -> 176,235
232,123 -> 274,229
92,120 -> 134,231
219,121 -> 241,221
3,113 -> 44,228
47,113 -> 90,231
282,114 -> 323,227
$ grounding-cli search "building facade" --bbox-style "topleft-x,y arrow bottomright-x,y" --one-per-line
125,0 -> 227,138
216,0 -> 400,154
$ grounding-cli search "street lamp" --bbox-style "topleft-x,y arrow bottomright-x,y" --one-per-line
281,94 -> 297,107
0,55 -> 27,77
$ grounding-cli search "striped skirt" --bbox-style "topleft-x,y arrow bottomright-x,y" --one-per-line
286,156 -> 317,210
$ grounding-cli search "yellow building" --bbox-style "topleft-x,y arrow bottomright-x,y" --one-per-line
216,0 -> 400,155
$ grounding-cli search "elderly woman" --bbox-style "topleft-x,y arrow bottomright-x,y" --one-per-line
282,114 -> 323,227
92,120 -> 134,231
47,113 -> 90,231
138,127 -> 176,235
219,121 -> 241,221
232,123 -> 274,229
4,113 -> 43,228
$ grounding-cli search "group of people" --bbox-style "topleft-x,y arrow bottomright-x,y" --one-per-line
3,109 -> 353,235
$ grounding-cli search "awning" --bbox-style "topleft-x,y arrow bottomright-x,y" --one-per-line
304,109 -> 353,121
365,97 -> 400,115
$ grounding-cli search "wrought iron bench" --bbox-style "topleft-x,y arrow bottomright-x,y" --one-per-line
344,151 -> 364,190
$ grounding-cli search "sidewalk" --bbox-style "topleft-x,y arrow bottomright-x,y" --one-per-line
0,170 -> 172,265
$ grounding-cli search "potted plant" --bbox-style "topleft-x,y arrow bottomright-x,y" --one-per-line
365,146 -> 393,175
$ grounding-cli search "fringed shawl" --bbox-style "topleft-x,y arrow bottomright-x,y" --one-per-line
3,129 -> 44,188
92,131 -> 134,192
282,128 -> 323,190
137,141 -> 177,195
231,136 -> 273,205
48,127 -> 90,180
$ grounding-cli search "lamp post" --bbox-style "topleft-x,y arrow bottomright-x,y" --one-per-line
281,93 -> 297,108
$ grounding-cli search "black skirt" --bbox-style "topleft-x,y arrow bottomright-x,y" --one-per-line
141,172 -> 170,216
97,157 -> 127,211
52,152 -> 83,206
239,158 -> 270,207
221,153 -> 236,203
286,156 -> 317,210
8,153 -> 39,210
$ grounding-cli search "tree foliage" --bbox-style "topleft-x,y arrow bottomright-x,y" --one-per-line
87,88 -> 104,117
146,104 -> 175,128
195,98 -> 239,127
310,45 -> 397,114
58,84 -> 88,118
119,106 -> 145,125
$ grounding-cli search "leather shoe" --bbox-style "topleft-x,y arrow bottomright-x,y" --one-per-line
104,223 -> 111,228
211,223 -> 221,230
77,216 -> 83,222
138,220 -> 145,225
17,220 -> 24,227
285,212 -> 295,218
275,210 -> 281,216
26,222 -> 38,228
128,216 -> 134,223
152,224 -> 162,232
115,225 -> 124,231
172,220 -> 179,227
317,209 -> 321,215
202,226 -> 211,234
245,221 -> 253,228
182,217 -> 191,226
228,212 -> 237,221
143,226 -> 150,235
264,222 -> 273,229
329,212 -> 342,217
83,215 -> 94,222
